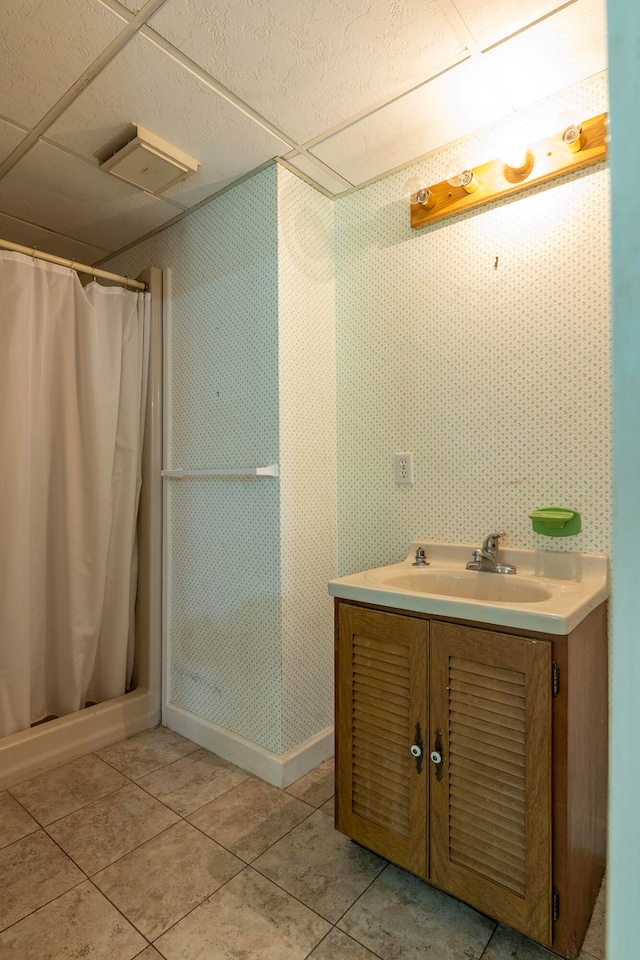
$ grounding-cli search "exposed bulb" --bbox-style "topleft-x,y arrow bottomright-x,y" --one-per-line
445,156 -> 479,194
559,110 -> 583,153
499,135 -> 534,180
403,176 -> 434,207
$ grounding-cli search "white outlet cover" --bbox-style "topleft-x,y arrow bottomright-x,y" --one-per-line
395,452 -> 414,485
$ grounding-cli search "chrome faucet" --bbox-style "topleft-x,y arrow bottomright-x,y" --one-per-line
412,547 -> 429,567
466,532 -> 516,575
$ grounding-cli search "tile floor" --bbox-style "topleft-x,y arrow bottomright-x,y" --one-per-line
0,726 -> 606,960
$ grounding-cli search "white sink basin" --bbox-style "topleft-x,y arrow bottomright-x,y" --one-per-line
374,570 -> 552,603
328,541 -> 609,635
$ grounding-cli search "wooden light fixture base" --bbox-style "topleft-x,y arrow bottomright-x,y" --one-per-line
410,113 -> 607,231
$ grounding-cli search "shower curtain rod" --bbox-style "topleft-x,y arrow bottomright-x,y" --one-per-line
0,238 -> 147,291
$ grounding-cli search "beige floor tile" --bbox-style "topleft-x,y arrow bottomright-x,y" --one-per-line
10,754 -> 128,825
93,820 -> 244,940
579,954 -> 599,960
0,831 -> 83,931
0,791 -> 38,849
308,927 -> 382,959
135,949 -> 164,959
286,758 -> 335,808
188,777 -> 314,862
253,809 -> 386,923
338,864 -> 496,960
96,726 -> 199,779
137,748 -> 250,816
46,782 -> 179,874
0,880 -> 146,959
482,925 -> 559,959
155,867 -> 331,960
319,797 -> 334,817
581,877 -> 606,959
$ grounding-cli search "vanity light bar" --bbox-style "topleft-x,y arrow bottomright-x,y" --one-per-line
410,113 -> 608,231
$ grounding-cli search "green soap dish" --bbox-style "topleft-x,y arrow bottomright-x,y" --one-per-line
529,507 -> 581,537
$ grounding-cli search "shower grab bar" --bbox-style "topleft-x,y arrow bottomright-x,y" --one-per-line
161,465 -> 279,478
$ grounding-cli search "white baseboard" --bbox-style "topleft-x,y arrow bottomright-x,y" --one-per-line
164,703 -> 334,788
0,688 -> 160,791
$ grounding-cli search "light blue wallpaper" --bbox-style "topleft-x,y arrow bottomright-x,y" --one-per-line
335,74 -> 611,576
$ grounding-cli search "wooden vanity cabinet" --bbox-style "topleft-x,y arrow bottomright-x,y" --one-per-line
335,605 -> 428,876
334,599 -> 607,960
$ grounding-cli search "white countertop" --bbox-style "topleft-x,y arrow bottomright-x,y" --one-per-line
328,541 -> 609,635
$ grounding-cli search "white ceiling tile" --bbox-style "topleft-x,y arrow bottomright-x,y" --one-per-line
0,142 -> 179,251
483,0 -> 607,109
309,60 -> 512,185
0,212 -> 110,263
0,118 -> 27,164
148,0 -> 468,144
116,0 -> 146,11
453,0 -> 568,48
46,33 -> 290,208
284,155 -> 351,195
0,0 -> 125,128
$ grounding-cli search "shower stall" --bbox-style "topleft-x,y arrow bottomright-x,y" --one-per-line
0,249 -> 163,790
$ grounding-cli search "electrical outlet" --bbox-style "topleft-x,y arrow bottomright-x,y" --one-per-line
394,452 -> 414,485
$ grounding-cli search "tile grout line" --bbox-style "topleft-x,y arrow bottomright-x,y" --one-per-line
159,755 -> 344,948
477,920 -> 500,958
15,744 -> 326,947
151,799 -> 351,948
301,924 -> 386,960
0,830 -> 86,937
3,736 -> 349,955
85,874 -> 156,949
3,731 -> 606,959
330,858 -> 390,928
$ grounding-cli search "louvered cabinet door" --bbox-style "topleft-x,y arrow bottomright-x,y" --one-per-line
336,604 -> 428,876
429,621 -> 552,945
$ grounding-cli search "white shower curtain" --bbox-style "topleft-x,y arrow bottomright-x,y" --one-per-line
0,251 -> 150,738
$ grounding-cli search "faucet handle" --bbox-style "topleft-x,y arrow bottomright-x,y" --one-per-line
482,531 -> 506,552
412,547 -> 429,566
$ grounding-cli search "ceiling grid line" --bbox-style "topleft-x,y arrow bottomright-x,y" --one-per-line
35,134 -> 190,212
0,0 -> 609,258
298,57 -> 474,155
291,53 -> 471,153
140,25 -> 302,151
433,0 -> 518,112
481,0 -> 581,51
0,0 -> 169,183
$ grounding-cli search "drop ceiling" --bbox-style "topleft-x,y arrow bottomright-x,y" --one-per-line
0,0 -> 607,264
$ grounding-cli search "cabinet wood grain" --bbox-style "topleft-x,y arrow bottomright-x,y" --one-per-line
429,621 -> 552,945
334,598 -> 607,960
336,604 -> 428,875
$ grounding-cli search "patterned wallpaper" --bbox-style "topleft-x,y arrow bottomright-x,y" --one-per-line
335,73 -> 611,576
105,164 -> 336,755
106,167 -> 285,751
277,168 -> 336,752
105,72 -> 611,757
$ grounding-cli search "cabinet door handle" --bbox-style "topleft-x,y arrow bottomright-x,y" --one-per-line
411,722 -> 424,774
432,728 -> 444,781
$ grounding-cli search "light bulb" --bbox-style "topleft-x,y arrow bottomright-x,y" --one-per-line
445,156 -> 479,194
499,136 -> 534,181
403,176 -> 435,208
559,110 -> 583,153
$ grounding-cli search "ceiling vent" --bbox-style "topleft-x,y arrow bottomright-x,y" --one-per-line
96,124 -> 199,194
